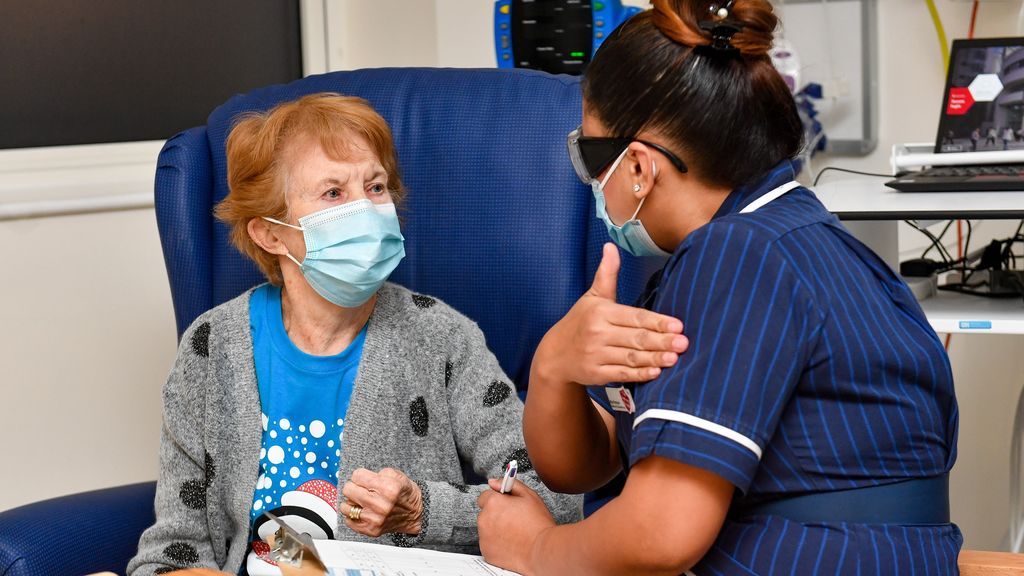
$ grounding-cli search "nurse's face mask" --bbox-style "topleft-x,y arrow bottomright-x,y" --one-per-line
264,199 -> 405,308
567,125 -> 688,258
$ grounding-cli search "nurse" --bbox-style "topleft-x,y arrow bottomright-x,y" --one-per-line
476,0 -> 961,574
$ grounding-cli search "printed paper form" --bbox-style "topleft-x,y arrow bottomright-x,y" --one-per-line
313,540 -> 521,576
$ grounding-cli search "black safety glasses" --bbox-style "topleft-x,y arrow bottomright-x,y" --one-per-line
567,125 -> 688,184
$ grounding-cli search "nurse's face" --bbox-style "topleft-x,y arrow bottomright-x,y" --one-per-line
581,112 -> 641,226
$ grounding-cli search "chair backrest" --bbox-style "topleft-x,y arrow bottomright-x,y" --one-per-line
155,67 -> 659,389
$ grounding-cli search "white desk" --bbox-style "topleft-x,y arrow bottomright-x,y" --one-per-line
815,178 -> 1024,336
921,291 -> 1024,335
814,178 -> 1024,221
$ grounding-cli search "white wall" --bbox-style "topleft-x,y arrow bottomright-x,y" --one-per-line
2,0 -> 1022,555
0,209 -> 176,509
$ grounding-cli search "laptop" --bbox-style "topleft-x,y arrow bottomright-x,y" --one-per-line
886,37 -> 1024,192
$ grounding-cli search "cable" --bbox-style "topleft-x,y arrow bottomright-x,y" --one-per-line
957,220 -> 964,260
964,219 -> 974,265
924,0 -> 950,73
922,220 -> 954,260
906,220 -> 955,265
812,166 -> 892,187
969,1 -> 980,39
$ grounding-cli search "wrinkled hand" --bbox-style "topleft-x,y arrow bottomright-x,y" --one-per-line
477,478 -> 555,576
341,467 -> 423,538
535,243 -> 688,386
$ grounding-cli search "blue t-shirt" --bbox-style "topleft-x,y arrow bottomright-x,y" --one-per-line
591,162 -> 961,574
245,284 -> 365,574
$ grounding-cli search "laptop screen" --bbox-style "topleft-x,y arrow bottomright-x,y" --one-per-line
935,37 -> 1024,154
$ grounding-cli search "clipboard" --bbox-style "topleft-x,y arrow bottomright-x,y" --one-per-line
263,511 -> 328,576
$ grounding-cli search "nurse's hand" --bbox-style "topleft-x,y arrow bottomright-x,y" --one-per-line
477,477 -> 554,576
342,467 -> 423,538
535,243 -> 687,385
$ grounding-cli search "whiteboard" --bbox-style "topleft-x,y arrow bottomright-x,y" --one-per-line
776,0 -> 878,156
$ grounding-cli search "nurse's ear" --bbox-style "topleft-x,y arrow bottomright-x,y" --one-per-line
625,141 -> 658,201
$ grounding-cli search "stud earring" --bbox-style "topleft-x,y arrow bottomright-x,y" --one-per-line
633,184 -> 642,192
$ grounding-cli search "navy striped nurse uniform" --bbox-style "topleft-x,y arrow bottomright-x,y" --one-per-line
591,161 -> 961,575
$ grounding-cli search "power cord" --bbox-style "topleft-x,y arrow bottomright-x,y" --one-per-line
906,220 -> 956,266
812,166 -> 892,187
921,220 -> 954,260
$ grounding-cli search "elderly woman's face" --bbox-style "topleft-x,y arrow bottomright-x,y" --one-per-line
284,133 -> 393,218
278,133 -> 393,261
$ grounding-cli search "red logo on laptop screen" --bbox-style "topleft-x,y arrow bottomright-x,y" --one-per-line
946,87 -> 975,116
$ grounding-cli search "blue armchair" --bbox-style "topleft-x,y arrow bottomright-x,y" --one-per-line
0,67 -> 656,576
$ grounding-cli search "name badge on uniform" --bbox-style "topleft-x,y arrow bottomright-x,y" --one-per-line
605,386 -> 635,414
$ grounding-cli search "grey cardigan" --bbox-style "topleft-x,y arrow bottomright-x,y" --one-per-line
128,282 -> 581,575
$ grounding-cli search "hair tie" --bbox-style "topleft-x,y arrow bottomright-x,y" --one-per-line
699,1 -> 743,53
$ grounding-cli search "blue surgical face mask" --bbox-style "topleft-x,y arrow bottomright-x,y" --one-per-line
591,149 -> 672,258
264,199 -> 405,308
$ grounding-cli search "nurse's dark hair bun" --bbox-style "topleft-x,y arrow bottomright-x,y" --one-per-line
582,0 -> 802,189
651,0 -> 777,58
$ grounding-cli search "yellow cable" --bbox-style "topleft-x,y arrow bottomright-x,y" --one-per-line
924,0 -> 950,73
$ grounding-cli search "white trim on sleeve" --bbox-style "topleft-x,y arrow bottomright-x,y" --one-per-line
633,408 -> 763,460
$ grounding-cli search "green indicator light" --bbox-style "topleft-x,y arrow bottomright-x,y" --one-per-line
570,51 -> 585,57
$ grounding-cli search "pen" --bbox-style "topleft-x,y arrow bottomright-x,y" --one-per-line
499,459 -> 518,494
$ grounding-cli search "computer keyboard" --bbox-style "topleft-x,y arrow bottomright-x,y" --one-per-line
887,163 -> 1024,191
918,164 -> 1024,177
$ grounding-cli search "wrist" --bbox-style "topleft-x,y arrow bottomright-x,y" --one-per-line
410,486 -> 425,535
532,336 -> 583,392
531,334 -> 563,384
526,525 -> 557,575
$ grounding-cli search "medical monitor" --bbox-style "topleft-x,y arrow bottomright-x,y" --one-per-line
494,0 -> 640,75
936,37 -> 1024,154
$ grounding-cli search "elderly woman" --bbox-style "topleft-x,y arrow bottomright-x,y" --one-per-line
128,93 -> 580,576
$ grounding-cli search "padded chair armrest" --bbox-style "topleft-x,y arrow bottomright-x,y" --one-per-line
0,482 -> 156,576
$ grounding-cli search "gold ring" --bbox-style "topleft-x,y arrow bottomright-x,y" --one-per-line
348,504 -> 363,521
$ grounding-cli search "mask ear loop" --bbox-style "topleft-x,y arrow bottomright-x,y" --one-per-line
262,216 -> 304,267
263,216 -> 303,230
598,147 -> 631,189
625,158 -> 659,223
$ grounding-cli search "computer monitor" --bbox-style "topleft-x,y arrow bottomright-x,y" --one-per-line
0,1 -> 304,150
936,37 -> 1024,154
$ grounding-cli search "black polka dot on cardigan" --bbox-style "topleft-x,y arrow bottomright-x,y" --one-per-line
409,397 -> 429,436
483,381 -> 512,407
411,294 -> 436,308
391,532 -> 416,547
204,451 -> 216,485
179,479 -> 206,509
505,447 -> 533,474
190,322 -> 211,357
163,541 -> 199,565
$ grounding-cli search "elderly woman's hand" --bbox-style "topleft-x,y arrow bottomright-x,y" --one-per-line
534,243 -> 688,386
477,477 -> 555,576
341,467 -> 423,538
